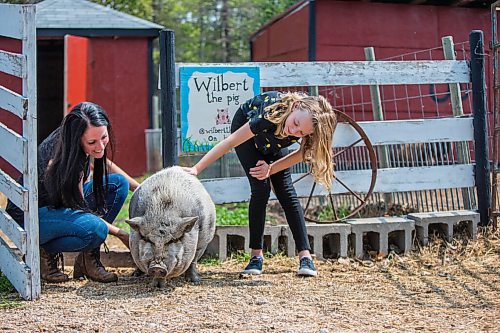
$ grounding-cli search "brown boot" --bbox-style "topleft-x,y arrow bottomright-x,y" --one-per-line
73,248 -> 118,283
40,248 -> 69,283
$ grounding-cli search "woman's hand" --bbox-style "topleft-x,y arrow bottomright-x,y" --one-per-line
116,229 -> 130,250
249,160 -> 271,180
182,166 -> 199,176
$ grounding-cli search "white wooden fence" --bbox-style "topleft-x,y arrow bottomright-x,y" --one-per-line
0,4 -> 39,300
176,60 -> 475,206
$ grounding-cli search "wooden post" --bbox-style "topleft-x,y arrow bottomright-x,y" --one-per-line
159,30 -> 178,167
442,36 -> 471,209
470,30 -> 491,226
365,47 -> 392,205
22,4 -> 40,301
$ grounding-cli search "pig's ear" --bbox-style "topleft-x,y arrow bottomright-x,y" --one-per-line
180,216 -> 199,233
125,216 -> 144,230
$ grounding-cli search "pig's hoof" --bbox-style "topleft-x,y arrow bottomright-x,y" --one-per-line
151,278 -> 166,288
185,272 -> 201,284
131,268 -> 145,277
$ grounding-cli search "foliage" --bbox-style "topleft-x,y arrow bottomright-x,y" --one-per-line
0,271 -> 22,310
156,0 -> 299,62
216,202 -> 248,226
114,190 -> 133,232
0,271 -> 14,294
317,205 -> 350,221
198,256 -> 221,266
91,0 -> 153,20
2,0 -> 299,62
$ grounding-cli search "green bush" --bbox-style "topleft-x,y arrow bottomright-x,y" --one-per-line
216,203 -> 248,226
0,271 -> 22,310
0,271 -> 14,293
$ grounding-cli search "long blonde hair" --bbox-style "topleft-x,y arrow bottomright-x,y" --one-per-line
265,91 -> 337,190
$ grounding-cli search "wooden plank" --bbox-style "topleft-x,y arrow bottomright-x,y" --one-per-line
0,4 -> 24,40
0,85 -> 28,119
22,3 -> 40,301
202,164 -> 475,204
0,236 -> 30,300
0,169 -> 27,211
0,50 -> 25,78
0,209 -> 27,253
176,60 -> 470,87
0,121 -> 27,172
334,117 -> 474,147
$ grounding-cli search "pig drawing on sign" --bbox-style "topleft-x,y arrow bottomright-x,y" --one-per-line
215,108 -> 231,125
126,166 -> 216,288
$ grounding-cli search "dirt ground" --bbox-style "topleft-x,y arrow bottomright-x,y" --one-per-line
0,228 -> 498,333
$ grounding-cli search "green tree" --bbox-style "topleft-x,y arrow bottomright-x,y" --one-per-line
1,0 -> 300,62
91,0 -> 153,20
154,0 -> 299,62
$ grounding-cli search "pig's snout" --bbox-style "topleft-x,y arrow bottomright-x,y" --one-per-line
148,263 -> 167,278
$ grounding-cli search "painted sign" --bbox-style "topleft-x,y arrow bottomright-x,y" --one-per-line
180,66 -> 260,152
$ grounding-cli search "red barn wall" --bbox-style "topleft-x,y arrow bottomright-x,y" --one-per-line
86,37 -> 149,177
251,1 -> 493,121
315,1 -> 490,60
0,37 -> 23,179
252,4 -> 310,61
0,36 -> 149,178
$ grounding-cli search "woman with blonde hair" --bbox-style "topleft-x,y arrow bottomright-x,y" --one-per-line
183,91 -> 337,276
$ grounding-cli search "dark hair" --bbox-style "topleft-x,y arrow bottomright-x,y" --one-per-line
44,102 -> 114,213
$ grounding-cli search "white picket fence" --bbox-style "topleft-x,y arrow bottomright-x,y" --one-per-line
0,4 -> 39,300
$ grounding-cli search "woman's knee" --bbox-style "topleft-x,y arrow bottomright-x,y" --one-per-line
249,182 -> 271,203
82,216 -> 109,249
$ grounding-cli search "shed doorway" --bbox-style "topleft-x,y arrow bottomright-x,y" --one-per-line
37,39 -> 64,144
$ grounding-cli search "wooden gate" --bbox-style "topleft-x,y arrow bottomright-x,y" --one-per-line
0,4 -> 40,300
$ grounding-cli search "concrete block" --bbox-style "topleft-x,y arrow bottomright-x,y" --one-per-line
205,225 -> 283,261
305,223 -> 351,259
347,217 -> 414,258
407,210 -> 479,245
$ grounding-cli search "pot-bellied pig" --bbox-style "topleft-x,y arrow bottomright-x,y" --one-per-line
126,166 -> 216,287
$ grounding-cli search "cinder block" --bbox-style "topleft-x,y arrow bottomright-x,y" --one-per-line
205,225 -> 283,261
407,210 -> 479,245
306,223 -> 351,259
347,217 -> 414,258
280,223 -> 351,259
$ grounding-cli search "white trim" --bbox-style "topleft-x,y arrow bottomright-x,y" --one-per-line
334,117 -> 474,147
22,3 -> 40,301
202,164 -> 475,204
0,237 -> 30,300
176,60 -> 470,87
0,85 -> 28,119
0,210 -> 27,253
0,4 -> 24,39
0,169 -> 27,212
0,122 -> 27,172
0,50 -> 25,78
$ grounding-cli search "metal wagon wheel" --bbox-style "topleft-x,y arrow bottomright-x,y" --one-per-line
292,110 -> 378,223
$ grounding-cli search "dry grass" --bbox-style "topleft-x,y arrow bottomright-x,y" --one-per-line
0,227 -> 498,332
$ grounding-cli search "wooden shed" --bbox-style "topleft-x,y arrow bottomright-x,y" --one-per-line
0,0 -> 163,177
250,0 -> 492,62
249,0 -> 494,121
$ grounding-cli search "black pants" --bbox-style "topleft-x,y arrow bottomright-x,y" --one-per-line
234,138 -> 311,252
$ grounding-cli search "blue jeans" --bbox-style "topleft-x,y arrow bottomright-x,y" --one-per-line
39,174 -> 129,253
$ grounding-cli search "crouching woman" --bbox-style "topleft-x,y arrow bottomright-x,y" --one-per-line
8,102 -> 138,283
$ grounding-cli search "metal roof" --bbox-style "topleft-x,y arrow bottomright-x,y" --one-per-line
36,0 -> 164,37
